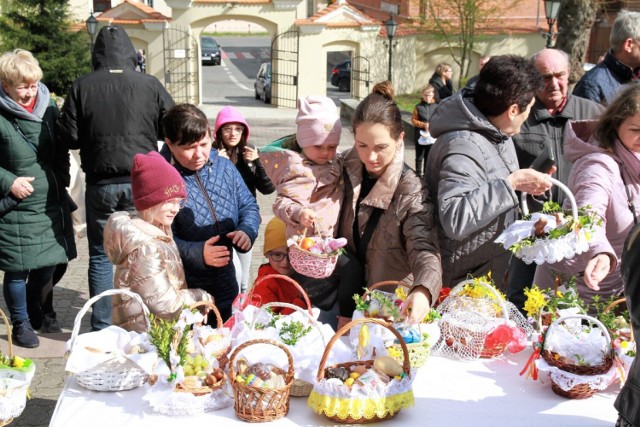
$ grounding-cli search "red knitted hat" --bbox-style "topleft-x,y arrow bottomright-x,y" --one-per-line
131,152 -> 187,211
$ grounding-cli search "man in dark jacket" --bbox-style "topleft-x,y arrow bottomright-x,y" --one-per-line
57,25 -> 174,330
573,10 -> 640,105
507,48 -> 603,311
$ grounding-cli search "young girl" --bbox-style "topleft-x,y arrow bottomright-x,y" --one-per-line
411,84 -> 437,177
214,106 -> 275,293
103,152 -> 213,332
250,216 -> 308,315
260,95 -> 364,329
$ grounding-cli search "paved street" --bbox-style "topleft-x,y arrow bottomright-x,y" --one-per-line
0,103 -> 417,426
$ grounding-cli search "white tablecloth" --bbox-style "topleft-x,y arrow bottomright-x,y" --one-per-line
50,350 -> 621,426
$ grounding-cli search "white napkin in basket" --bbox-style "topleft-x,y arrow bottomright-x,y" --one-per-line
65,325 -> 157,374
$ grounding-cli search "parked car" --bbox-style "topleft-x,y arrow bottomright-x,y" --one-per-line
330,60 -> 351,92
254,62 -> 271,104
201,36 -> 221,65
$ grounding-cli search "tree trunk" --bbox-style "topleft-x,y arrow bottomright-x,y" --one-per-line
555,0 -> 598,84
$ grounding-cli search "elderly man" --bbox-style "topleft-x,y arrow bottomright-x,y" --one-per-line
506,48 -> 603,311
574,10 -> 640,105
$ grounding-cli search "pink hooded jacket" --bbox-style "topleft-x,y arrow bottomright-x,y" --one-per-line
533,120 -> 640,306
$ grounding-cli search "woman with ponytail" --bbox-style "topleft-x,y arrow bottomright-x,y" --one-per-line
337,81 -> 442,324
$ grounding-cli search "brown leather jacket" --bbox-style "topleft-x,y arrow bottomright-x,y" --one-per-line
337,146 -> 442,300
104,212 -> 212,332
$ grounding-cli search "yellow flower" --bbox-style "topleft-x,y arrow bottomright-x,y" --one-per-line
523,285 -> 547,317
12,356 -> 25,369
395,287 -> 407,301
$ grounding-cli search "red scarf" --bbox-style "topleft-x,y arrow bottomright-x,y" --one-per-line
22,95 -> 37,114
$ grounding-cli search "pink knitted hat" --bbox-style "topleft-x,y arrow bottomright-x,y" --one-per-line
131,152 -> 187,211
295,96 -> 341,148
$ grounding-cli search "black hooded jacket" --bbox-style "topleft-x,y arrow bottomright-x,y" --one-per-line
57,25 -> 174,184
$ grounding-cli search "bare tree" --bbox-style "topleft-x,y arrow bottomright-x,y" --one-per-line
554,0 -> 599,84
428,0 -> 517,84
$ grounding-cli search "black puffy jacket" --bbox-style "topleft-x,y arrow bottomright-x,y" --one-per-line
615,224 -> 640,425
57,25 -> 174,184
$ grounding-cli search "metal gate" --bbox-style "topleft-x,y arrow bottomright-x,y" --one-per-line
351,56 -> 370,101
271,30 -> 299,109
163,26 -> 199,104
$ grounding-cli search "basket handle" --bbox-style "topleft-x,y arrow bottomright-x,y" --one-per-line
315,317 -> 411,381
248,301 -> 327,348
247,274 -> 313,313
228,338 -> 295,385
0,307 -> 13,359
363,281 -> 410,300
449,279 -> 509,320
69,289 -> 151,350
189,300 -> 223,328
542,314 -> 613,353
521,177 -> 577,221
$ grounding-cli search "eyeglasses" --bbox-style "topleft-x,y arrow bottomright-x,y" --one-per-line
221,125 -> 244,135
267,251 -> 289,262
165,198 -> 187,209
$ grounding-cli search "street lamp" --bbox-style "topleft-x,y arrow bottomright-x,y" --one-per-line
384,14 -> 398,82
86,11 -> 98,52
542,0 -> 562,48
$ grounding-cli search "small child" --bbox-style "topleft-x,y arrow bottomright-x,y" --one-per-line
411,84 -> 437,177
103,152 -> 213,332
260,96 -> 364,329
251,217 -> 308,314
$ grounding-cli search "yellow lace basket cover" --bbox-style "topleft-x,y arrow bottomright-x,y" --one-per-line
308,317 -> 415,423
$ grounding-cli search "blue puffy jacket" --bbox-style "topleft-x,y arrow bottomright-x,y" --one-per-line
168,149 -> 261,319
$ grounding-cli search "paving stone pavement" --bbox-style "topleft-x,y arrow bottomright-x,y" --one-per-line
0,104 -> 416,427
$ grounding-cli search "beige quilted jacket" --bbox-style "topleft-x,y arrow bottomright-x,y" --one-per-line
104,212 -> 212,332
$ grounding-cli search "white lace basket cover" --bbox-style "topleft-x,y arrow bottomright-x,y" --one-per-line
496,177 -> 590,265
143,380 -> 234,416
535,314 -> 617,392
0,307 -> 35,424
66,289 -> 154,392
433,280 -> 534,360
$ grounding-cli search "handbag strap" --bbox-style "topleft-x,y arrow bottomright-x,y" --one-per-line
620,164 -> 638,225
12,119 -> 39,154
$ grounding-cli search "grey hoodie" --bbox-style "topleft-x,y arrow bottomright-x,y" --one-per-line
426,92 -> 519,289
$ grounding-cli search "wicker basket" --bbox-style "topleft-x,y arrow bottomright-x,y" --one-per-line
229,339 -> 295,422
289,245 -> 338,279
310,317 -> 413,424
0,308 -> 32,426
289,224 -> 339,279
189,300 -> 231,369
249,301 -> 326,397
541,314 -> 614,399
438,279 -> 509,359
68,289 -> 151,392
247,275 -> 315,397
507,177 -> 591,265
364,281 -> 433,368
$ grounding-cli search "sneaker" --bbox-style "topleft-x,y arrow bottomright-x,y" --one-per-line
12,320 -> 39,348
41,313 -> 62,334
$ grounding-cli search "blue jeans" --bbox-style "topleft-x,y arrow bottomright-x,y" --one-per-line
85,183 -> 135,330
3,266 -> 56,324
